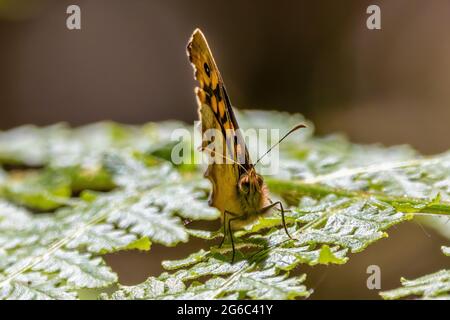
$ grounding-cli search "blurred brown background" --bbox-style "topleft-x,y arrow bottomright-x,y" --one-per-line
0,0 -> 449,299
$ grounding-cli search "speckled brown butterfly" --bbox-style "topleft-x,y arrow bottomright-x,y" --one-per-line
187,28 -> 304,262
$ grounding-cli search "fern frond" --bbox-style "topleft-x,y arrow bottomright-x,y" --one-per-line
380,246 -> 450,300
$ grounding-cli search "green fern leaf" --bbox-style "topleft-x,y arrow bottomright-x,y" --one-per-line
380,246 -> 450,300
0,272 -> 76,300
103,266 -> 310,300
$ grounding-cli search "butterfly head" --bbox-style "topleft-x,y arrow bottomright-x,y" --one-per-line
238,167 -> 264,195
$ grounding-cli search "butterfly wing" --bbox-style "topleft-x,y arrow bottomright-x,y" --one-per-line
187,29 -> 252,170
187,28 -> 251,214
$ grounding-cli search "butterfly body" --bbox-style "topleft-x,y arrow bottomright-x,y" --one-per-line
234,168 -> 269,227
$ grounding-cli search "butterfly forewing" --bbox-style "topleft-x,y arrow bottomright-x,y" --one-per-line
187,29 -> 252,173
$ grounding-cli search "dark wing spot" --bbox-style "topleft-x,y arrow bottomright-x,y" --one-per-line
204,63 -> 211,78
205,93 -> 212,105
213,85 -> 222,101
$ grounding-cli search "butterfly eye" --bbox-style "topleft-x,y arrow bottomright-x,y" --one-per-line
203,63 -> 211,78
239,181 -> 250,194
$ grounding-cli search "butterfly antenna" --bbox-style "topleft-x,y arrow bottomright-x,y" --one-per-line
202,147 -> 249,173
254,124 -> 306,166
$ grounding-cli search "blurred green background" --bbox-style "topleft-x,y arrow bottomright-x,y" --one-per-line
0,0 -> 449,299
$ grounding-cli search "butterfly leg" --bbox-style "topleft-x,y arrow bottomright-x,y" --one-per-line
218,213 -> 227,249
218,210 -> 238,248
259,201 -> 292,239
228,216 -> 241,264
268,197 -> 292,213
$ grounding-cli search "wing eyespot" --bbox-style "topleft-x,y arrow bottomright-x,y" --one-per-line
204,63 -> 211,78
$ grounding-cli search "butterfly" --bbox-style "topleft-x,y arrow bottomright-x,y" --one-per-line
187,28 -> 304,262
